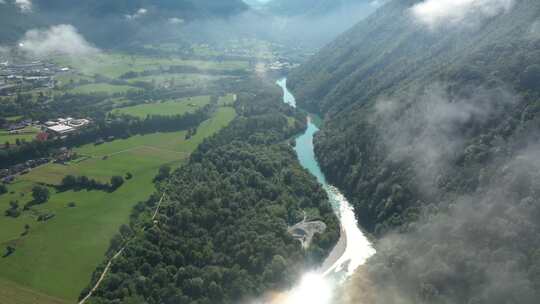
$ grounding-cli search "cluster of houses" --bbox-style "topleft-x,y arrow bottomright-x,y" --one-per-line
0,157 -> 50,184
0,147 -> 77,184
0,59 -> 70,96
3,116 -> 91,138
265,60 -> 300,72
1,117 -> 92,151
5,118 -> 35,133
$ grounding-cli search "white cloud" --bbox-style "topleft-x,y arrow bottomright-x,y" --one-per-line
18,24 -> 99,57
168,17 -> 185,24
529,20 -> 540,39
125,8 -> 148,20
374,84 -> 516,191
0,0 -> 32,12
411,0 -> 514,29
15,0 -> 32,12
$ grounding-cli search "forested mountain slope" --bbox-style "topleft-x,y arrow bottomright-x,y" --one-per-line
266,0 -> 371,17
84,80 -> 339,304
289,0 -> 540,302
289,0 -> 540,233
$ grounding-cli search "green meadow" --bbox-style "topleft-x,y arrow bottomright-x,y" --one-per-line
0,107 -> 236,301
0,127 -> 40,146
54,53 -> 249,79
69,83 -> 139,94
111,95 -> 211,118
127,73 -> 226,87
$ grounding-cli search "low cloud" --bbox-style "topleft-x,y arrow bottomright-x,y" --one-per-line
168,17 -> 185,25
340,84 -> 540,303
344,143 -> 540,304
15,0 -> 32,12
18,24 -> 99,57
528,20 -> 540,39
374,84 -> 516,192
0,0 -> 32,12
411,0 -> 514,29
125,8 -> 148,20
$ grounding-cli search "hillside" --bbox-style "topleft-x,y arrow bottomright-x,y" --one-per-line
289,0 -> 540,302
266,0 -> 370,17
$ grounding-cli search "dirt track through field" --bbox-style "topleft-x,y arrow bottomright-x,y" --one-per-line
78,191 -> 168,304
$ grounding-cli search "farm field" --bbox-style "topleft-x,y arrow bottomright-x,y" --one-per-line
110,95 -> 211,118
0,106 -> 236,301
126,73 -> 226,87
54,53 -> 249,79
68,83 -> 139,94
0,277 -> 68,304
0,127 -> 40,146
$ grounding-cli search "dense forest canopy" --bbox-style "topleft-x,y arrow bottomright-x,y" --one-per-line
85,81 -> 339,304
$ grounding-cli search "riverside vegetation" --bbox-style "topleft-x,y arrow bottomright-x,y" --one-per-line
85,80 -> 339,304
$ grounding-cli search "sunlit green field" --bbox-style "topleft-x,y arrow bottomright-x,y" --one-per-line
0,127 -> 40,146
110,95 -> 211,118
0,277 -> 68,304
0,107 -> 236,301
68,83 -> 139,94
126,73 -> 226,87
54,53 -> 249,79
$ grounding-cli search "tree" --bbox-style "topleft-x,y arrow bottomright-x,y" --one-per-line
110,176 -> 124,190
32,186 -> 50,204
0,184 -> 7,195
61,175 -> 78,189
22,224 -> 30,236
155,165 -> 171,182
125,172 -> 133,180
9,201 -> 18,210
119,224 -> 133,238
5,200 -> 20,218
4,245 -> 15,257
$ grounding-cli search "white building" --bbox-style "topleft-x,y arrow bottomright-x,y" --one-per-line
47,124 -> 76,135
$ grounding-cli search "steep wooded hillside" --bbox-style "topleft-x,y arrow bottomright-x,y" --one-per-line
266,0 -> 371,16
289,0 -> 540,302
289,0 -> 540,233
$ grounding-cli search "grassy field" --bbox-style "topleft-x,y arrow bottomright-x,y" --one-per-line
0,127 -> 40,145
68,83 -> 139,94
54,53 -> 249,79
127,73 -> 226,88
0,277 -> 68,304
111,95 -> 211,118
0,107 -> 236,301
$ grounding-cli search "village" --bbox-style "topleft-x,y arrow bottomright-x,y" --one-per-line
0,58 -> 70,96
3,116 -> 92,140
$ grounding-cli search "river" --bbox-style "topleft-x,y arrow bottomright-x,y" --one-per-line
272,78 -> 375,303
